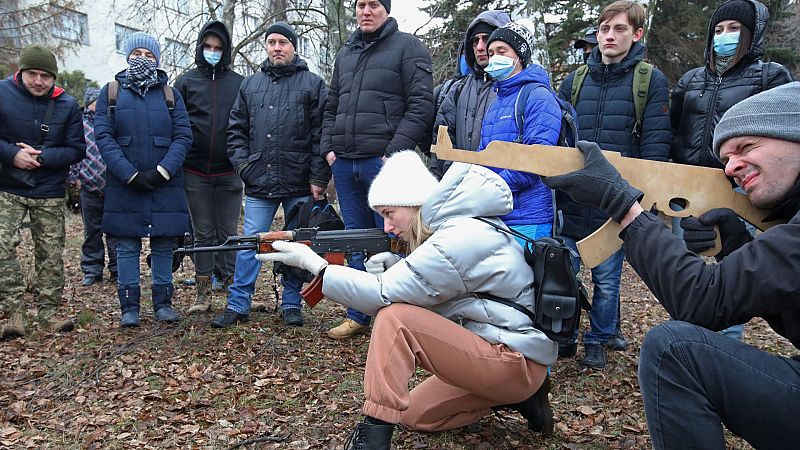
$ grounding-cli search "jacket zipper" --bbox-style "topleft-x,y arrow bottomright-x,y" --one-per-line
701,75 -> 723,166
207,68 -> 217,175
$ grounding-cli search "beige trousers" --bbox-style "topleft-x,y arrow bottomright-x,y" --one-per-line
362,303 -> 547,431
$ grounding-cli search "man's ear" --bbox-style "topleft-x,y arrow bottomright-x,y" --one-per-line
632,27 -> 644,42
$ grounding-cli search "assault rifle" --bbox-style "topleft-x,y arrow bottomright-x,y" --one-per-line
432,126 -> 780,268
175,228 -> 406,307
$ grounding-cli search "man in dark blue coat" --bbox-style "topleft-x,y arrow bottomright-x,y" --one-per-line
557,0 -> 671,369
0,45 -> 85,339
321,0 -> 434,339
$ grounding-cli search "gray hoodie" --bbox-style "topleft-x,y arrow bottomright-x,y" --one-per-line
322,162 -> 557,366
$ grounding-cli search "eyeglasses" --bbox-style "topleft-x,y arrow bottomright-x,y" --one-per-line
471,35 -> 489,46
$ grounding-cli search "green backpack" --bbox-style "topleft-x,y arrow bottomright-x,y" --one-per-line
570,61 -> 653,138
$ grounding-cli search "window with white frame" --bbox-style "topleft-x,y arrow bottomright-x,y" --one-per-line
164,38 -> 192,69
115,24 -> 140,54
52,8 -> 89,45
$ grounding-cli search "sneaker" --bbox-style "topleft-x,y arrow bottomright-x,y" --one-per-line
558,341 -> 577,357
607,332 -> 629,351
327,318 -> 369,340
1,312 -> 27,340
282,308 -> 304,327
211,308 -> 249,328
580,343 -> 607,369
82,274 -> 102,287
494,376 -> 554,436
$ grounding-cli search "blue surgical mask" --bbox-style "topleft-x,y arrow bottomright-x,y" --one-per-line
713,31 -> 740,57
203,50 -> 222,66
484,55 -> 517,81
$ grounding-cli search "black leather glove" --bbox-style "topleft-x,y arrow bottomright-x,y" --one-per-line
128,173 -> 156,191
680,208 -> 753,261
542,141 -> 643,222
142,169 -> 167,188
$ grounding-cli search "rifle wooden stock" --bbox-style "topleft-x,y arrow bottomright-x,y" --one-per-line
175,228 -> 406,308
432,126 -> 779,268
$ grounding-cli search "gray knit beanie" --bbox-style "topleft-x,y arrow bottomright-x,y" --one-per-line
124,32 -> 161,65
714,82 -> 800,155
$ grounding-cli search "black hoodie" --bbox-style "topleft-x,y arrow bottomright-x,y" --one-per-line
174,21 -> 244,176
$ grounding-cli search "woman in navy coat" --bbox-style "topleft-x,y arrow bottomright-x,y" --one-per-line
94,32 -> 192,327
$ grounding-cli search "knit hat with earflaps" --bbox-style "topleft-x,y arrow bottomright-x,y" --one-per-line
714,81 -> 800,155
368,151 -> 438,209
19,45 -> 58,78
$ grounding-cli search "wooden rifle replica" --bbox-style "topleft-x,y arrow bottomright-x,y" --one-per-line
432,126 -> 779,268
175,228 -> 407,307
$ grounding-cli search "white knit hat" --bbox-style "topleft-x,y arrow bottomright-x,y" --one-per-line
368,150 -> 438,209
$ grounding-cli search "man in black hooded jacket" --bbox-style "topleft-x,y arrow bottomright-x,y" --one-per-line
174,21 -> 244,314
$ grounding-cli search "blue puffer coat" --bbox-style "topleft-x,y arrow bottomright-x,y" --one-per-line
94,70 -> 192,238
479,64 -> 561,226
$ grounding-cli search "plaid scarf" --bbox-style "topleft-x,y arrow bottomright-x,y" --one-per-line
126,57 -> 159,96
68,113 -> 107,193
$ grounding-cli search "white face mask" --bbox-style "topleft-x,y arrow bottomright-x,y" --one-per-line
484,54 -> 518,81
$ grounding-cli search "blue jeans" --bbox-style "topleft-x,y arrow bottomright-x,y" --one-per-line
116,237 -> 173,289
639,321 -> 800,449
331,156 -> 384,326
562,236 -> 624,345
226,195 -> 309,314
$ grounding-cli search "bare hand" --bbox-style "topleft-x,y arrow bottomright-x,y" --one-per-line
325,152 -> 336,166
310,184 -> 326,200
13,143 -> 42,170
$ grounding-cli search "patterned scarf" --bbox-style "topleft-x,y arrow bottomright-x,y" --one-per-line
715,54 -> 735,77
126,57 -> 159,96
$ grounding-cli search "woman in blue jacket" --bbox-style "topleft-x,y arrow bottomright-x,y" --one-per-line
94,32 -> 193,327
479,21 -> 562,242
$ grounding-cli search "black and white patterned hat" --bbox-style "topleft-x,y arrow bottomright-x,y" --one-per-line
487,21 -> 536,67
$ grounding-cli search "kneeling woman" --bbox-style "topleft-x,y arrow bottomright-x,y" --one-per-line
260,151 -> 556,448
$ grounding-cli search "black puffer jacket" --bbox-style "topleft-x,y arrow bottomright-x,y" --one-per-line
557,43 -> 671,240
227,56 -> 328,199
174,21 -> 244,176
321,18 -> 434,159
671,0 -> 793,168
0,73 -> 84,199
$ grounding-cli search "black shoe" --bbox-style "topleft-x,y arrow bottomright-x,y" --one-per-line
558,341 -> 577,357
607,332 -> 628,351
493,376 -> 554,436
282,308 -> 304,327
580,343 -> 607,369
82,275 -> 102,286
211,308 -> 249,328
344,418 -> 394,450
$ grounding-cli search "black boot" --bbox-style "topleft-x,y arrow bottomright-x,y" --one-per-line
118,286 -> 140,327
499,375 -> 554,436
344,418 -> 394,450
152,284 -> 180,322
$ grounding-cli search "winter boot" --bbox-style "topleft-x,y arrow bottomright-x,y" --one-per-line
344,418 -> 394,450
187,275 -> 212,314
1,310 -> 28,340
501,375 -> 554,436
118,286 -> 141,327
152,284 -> 181,322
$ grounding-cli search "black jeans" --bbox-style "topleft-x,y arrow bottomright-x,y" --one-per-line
79,188 -> 117,277
639,321 -> 800,449
183,172 -> 243,278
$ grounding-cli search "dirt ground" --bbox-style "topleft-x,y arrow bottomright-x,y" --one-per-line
0,211 -> 794,449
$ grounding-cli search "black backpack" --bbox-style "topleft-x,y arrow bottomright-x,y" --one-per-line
272,197 -> 345,285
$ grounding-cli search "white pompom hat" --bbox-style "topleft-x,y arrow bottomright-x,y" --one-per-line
368,150 -> 439,209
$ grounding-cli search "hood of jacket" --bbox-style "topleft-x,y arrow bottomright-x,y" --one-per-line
421,162 -> 513,230
704,0 -> 768,67
587,40 -> 645,76
194,20 -> 233,73
493,63 -> 553,98
259,54 -> 309,78
346,17 -> 399,49
10,72 -> 65,100
463,10 -> 512,78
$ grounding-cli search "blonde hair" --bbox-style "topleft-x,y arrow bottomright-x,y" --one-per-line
405,207 -> 434,253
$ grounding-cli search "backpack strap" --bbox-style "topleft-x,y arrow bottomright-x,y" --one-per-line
570,65 -> 589,107
106,80 -> 119,117
513,83 -> 535,143
434,78 -> 456,116
631,61 -> 653,138
163,85 -> 175,112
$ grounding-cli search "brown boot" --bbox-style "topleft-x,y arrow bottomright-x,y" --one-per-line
1,311 -> 28,340
42,317 -> 75,333
327,318 -> 369,340
187,275 -> 212,314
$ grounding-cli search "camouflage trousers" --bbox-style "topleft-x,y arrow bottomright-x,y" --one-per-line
0,191 -> 66,322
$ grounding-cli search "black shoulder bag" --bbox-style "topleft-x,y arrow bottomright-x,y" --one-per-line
474,217 -> 590,343
0,98 -> 55,189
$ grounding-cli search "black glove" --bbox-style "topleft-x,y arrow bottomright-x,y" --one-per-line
542,141 -> 643,222
128,173 -> 156,191
142,169 -> 168,188
680,208 -> 753,260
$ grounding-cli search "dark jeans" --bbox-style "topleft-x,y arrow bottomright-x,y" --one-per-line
639,321 -> 800,450
79,188 -> 117,278
330,156 -> 385,326
183,172 -> 243,279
